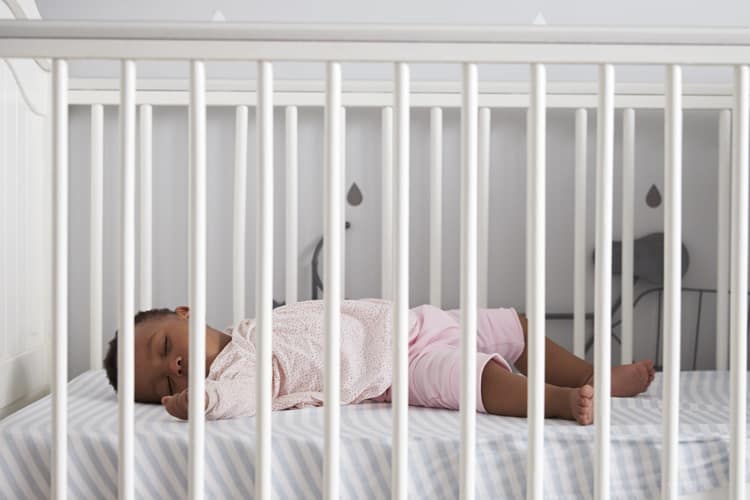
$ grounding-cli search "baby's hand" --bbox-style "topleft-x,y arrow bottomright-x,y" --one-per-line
161,389 -> 209,420
162,389 -> 189,420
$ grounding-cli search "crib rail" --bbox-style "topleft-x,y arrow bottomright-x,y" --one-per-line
2,19 -> 748,500
62,79 -> 741,109
5,21 -> 750,64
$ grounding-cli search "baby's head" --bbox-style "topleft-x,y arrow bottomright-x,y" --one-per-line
104,306 -> 194,404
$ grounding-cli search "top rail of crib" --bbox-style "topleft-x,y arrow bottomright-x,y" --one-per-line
4,20 -> 750,64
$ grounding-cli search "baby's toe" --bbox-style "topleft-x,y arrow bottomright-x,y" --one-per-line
580,384 -> 594,399
576,385 -> 594,425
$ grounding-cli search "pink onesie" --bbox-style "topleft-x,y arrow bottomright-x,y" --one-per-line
203,300 -> 525,419
374,304 -> 525,413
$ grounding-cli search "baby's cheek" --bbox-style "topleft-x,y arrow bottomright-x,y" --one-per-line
133,372 -> 155,403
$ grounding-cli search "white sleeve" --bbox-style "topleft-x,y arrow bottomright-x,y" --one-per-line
204,376 -> 256,420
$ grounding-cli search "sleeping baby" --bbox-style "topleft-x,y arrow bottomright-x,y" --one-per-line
103,299 -> 655,424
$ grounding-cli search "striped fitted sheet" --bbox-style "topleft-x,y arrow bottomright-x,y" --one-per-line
0,369 -> 745,499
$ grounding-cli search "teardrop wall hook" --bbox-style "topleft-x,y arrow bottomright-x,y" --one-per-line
347,182 -> 363,206
646,184 -> 662,208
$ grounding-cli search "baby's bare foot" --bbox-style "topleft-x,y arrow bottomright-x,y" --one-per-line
611,360 -> 654,397
584,360 -> 655,397
569,385 -> 594,425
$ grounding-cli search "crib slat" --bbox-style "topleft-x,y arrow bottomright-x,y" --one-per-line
730,64 -> 748,500
0,65 -> 6,396
527,62 -> 546,500
90,104 -> 103,370
52,58 -> 68,500
716,109 -> 731,370
478,107 -> 490,310
573,108 -> 587,358
662,64 -> 683,500
392,61 -> 409,500
341,106 -> 347,300
382,107 -> 394,301
621,108 -> 635,365
256,60 -> 274,500
429,107 -> 442,307
594,63 -> 614,500
526,105 -> 531,317
139,104 -> 152,310
460,62 -> 478,500
285,106 -> 298,305
233,105 -> 248,325
188,59 -> 207,500
324,61 -> 342,500
118,58 -> 136,500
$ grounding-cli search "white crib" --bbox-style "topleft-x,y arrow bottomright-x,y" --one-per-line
0,8 -> 749,500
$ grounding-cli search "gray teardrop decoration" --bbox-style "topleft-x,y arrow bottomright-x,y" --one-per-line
646,184 -> 662,208
347,182 -> 363,206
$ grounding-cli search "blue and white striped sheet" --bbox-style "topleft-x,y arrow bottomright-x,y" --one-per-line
0,370 -> 745,499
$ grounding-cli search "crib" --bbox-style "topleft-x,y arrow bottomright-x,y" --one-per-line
1,3 -> 749,500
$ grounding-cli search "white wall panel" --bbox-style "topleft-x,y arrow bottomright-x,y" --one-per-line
0,55 -> 51,417
0,0 -> 52,418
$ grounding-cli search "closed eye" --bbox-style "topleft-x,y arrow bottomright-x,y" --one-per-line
163,336 -> 173,396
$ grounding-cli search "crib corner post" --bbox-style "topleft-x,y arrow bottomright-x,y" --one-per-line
729,63 -> 749,500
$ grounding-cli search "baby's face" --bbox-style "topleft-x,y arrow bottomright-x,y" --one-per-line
133,311 -> 192,404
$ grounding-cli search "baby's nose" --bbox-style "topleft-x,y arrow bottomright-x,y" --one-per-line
170,356 -> 183,376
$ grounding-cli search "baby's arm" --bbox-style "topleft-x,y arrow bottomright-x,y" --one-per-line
160,377 -> 256,420
204,376 -> 256,419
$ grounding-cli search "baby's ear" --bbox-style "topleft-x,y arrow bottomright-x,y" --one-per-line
175,306 -> 190,319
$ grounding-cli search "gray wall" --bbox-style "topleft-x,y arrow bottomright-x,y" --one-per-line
67,105 -> 728,378
42,0 -> 748,378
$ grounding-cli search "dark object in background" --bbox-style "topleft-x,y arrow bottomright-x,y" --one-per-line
589,231 -> 690,370
602,232 -> 689,284
312,221 -> 352,300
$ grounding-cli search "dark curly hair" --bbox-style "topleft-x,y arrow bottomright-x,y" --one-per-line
103,308 -> 176,391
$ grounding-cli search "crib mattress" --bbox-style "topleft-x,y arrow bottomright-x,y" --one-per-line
0,369 -> 746,499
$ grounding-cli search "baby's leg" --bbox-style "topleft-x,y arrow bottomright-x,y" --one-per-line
514,314 -> 656,397
481,360 -> 593,425
513,314 -> 593,388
